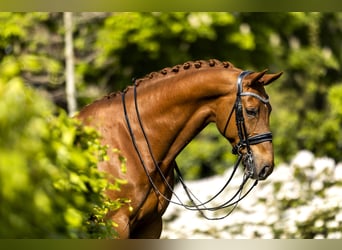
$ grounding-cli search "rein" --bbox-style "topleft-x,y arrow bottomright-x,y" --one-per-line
121,70 -> 272,220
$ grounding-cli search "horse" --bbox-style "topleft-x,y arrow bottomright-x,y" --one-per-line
76,59 -> 282,239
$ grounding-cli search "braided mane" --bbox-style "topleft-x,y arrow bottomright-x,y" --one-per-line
135,59 -> 235,85
104,59 -> 235,99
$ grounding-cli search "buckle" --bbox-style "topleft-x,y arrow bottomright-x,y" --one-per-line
232,142 -> 246,155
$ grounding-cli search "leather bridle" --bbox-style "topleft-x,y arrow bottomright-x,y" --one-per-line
121,70 -> 273,220
227,71 -> 273,179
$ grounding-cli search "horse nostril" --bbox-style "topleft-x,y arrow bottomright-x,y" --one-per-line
259,165 -> 271,180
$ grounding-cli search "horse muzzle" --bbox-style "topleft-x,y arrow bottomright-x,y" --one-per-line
242,152 -> 273,180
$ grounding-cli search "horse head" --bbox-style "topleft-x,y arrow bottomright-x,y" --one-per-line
216,69 -> 282,181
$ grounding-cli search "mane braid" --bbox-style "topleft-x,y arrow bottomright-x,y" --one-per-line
103,59 -> 235,100
135,59 -> 234,86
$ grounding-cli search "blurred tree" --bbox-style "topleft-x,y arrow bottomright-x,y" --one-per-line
248,12 -> 342,162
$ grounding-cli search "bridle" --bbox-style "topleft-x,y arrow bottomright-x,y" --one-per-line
226,71 -> 273,179
121,70 -> 273,220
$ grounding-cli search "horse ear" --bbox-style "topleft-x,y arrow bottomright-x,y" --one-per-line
260,71 -> 283,86
245,70 -> 283,86
245,69 -> 268,86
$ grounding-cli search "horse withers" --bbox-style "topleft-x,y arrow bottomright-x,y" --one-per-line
77,59 -> 282,238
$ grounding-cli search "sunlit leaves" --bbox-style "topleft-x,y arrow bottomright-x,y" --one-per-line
0,79 -> 125,238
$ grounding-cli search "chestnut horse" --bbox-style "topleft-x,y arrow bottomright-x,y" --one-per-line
77,59 -> 282,238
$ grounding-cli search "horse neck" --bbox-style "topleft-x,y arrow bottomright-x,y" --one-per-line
129,68 -> 236,168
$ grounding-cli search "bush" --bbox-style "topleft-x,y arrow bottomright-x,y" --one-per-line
0,78 -> 126,238
162,150 -> 342,239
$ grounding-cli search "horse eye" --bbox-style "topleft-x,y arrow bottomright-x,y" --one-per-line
245,108 -> 258,117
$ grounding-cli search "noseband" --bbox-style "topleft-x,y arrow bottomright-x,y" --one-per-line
226,71 -> 273,178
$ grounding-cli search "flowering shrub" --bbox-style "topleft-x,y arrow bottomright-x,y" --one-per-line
162,150 -> 342,239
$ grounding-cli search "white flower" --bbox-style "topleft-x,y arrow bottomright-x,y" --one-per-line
230,211 -> 249,224
291,150 -> 315,169
334,163 -> 342,181
335,211 -> 342,222
254,183 -> 274,200
243,224 -> 273,238
313,157 -> 335,177
281,209 -> 297,229
233,233 -> 249,239
312,196 -> 338,212
311,180 -> 324,191
326,220 -> 339,229
327,232 -> 342,239
314,219 -> 324,228
312,197 -> 325,209
219,231 -> 233,239
276,181 -> 301,200
314,234 -> 325,239
162,151 -> 342,239
324,186 -> 342,200
283,219 -> 298,234
271,163 -> 293,182
295,205 -> 315,223
248,205 -> 268,224
263,213 -> 279,226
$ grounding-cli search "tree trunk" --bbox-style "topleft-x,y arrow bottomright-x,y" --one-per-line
64,12 -> 77,116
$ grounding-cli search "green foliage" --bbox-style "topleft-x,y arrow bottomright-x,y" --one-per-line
86,13 -> 342,164
92,13 -> 242,91
0,78 -> 125,238
176,124 -> 236,179
1,12 -> 342,176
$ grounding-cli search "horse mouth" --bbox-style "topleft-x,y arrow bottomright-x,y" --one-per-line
241,153 -> 272,181
241,153 -> 258,180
